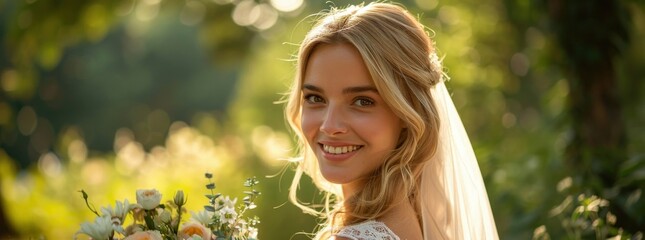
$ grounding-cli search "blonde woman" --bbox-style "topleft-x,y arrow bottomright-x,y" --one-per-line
284,2 -> 499,239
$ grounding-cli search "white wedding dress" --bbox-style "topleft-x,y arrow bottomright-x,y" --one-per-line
334,220 -> 400,240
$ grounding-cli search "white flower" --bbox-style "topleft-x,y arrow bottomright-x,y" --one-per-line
101,199 -> 132,220
76,215 -> 113,240
219,206 -> 238,225
156,208 -> 172,223
248,226 -> 258,239
214,196 -> 237,210
190,210 -> 213,226
211,210 -> 223,227
136,189 -> 162,210
220,196 -> 237,208
101,199 -> 132,234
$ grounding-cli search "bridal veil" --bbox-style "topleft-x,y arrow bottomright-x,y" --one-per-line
419,80 -> 499,239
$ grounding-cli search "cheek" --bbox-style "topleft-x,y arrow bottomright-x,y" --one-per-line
300,110 -> 320,142
356,114 -> 402,147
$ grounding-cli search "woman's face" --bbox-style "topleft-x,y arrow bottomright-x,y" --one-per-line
301,43 -> 404,191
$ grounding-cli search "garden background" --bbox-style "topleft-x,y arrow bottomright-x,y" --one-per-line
0,0 -> 643,239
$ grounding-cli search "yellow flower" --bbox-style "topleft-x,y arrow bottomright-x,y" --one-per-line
124,230 -> 163,240
178,222 -> 211,240
136,189 -> 162,210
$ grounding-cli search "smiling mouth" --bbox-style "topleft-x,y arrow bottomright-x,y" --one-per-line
320,144 -> 363,155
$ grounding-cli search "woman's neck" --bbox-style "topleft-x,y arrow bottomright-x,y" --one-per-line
341,179 -> 366,203
340,181 -> 422,238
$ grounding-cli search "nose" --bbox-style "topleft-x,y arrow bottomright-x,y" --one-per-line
319,104 -> 348,135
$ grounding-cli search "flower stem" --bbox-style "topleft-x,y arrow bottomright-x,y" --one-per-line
144,210 -> 156,230
174,207 -> 182,233
78,190 -> 100,217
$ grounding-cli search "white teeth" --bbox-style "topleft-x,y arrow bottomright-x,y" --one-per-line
322,145 -> 360,154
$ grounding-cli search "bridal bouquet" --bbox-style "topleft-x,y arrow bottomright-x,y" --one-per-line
76,173 -> 260,240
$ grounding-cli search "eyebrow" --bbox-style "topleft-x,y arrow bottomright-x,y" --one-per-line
302,84 -> 378,94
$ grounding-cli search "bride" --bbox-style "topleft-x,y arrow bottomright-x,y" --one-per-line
283,2 -> 499,239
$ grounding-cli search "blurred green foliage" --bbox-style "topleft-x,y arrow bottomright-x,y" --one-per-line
0,0 -> 643,239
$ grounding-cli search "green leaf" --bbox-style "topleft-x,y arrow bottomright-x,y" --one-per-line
204,205 -> 216,212
144,212 -> 156,230
206,194 -> 222,200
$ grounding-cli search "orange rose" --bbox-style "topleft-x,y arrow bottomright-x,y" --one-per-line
178,222 -> 211,240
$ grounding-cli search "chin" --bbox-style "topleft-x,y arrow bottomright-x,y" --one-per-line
319,166 -> 355,185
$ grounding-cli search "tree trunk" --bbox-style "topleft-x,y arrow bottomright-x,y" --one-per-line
547,0 -> 643,233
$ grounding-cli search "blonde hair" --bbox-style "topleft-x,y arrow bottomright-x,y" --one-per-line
284,2 -> 444,235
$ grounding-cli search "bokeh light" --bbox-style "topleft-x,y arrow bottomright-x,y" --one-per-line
270,0 -> 303,13
16,106 -> 37,136
135,0 -> 160,22
180,0 -> 207,26
232,0 -> 260,27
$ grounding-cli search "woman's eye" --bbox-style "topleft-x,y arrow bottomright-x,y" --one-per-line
304,94 -> 324,103
353,98 -> 374,107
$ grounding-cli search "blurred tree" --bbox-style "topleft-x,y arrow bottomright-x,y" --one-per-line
0,0 -> 297,237
544,0 -> 644,233
0,0 -> 255,168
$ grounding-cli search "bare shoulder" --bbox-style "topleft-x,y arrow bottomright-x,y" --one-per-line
383,220 -> 422,240
378,199 -> 423,240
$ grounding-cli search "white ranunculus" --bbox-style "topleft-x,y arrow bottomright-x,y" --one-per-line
136,189 -> 162,210
76,215 -> 113,240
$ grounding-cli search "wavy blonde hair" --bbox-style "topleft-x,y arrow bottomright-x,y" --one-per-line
284,2 -> 444,235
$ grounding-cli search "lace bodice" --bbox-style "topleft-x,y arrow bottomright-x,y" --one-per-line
334,220 -> 400,240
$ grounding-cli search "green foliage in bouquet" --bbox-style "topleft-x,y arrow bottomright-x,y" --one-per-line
76,173 -> 260,240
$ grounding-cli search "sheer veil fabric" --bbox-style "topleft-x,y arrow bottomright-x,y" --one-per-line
419,81 -> 499,239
